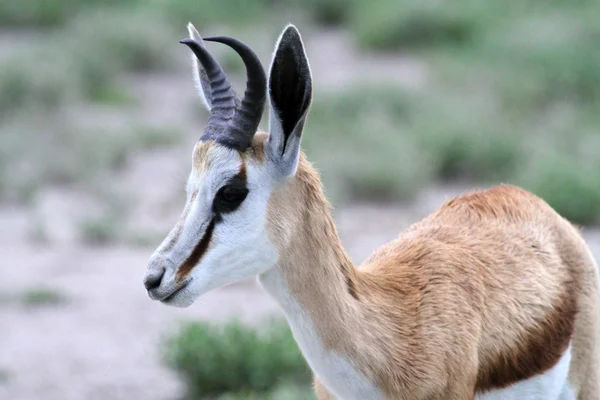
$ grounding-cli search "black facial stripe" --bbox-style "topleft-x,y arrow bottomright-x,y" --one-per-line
176,217 -> 216,279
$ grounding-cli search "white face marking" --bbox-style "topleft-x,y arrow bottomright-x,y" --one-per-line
145,143 -> 278,307
476,344 -> 574,400
259,268 -> 384,400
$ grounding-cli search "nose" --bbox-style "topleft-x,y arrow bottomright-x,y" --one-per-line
144,267 -> 165,291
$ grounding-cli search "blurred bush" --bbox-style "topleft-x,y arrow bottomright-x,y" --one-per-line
0,10 -> 176,116
163,319 -> 312,399
147,0 -> 269,27
287,0 -> 351,26
0,0 -> 83,26
20,286 -> 67,308
518,153 -> 600,225
0,116 -> 180,203
304,87 -> 434,203
1,0 -> 599,224
351,0 -> 492,50
66,9 -> 177,75
0,0 -> 138,27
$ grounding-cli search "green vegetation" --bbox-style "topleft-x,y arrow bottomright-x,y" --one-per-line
164,319 -> 312,399
518,154 -> 600,225
0,368 -> 9,384
218,383 -> 315,400
27,213 -> 50,245
0,0 -> 88,27
291,0 -> 350,26
0,8 -> 176,117
304,87 -> 433,202
351,0 -> 488,50
0,0 -> 134,27
0,51 -> 73,116
0,115 -> 181,203
2,0 -> 599,233
21,287 -> 67,308
300,0 -> 600,224
78,214 -> 122,245
65,8 -> 177,75
147,0 -> 269,27
305,81 -> 600,223
0,0 -> 270,28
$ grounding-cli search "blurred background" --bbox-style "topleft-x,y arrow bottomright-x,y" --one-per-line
1,0 -> 599,399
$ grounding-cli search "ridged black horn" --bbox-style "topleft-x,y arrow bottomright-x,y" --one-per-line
179,38 -> 236,137
204,36 -> 266,149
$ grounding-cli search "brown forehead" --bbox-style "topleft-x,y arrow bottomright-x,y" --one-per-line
192,134 -> 267,174
249,131 -> 268,162
192,141 -> 213,174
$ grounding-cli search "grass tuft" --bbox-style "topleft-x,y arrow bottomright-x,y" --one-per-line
0,0 -> 139,27
351,0 -> 492,50
290,0 -> 352,26
0,0 -> 76,27
89,86 -> 137,106
0,368 -> 9,384
0,116 -> 182,203
65,8 -> 177,76
78,215 -> 122,245
21,287 -> 67,308
304,86 -> 434,203
517,153 -> 600,225
217,383 -> 315,400
164,319 -> 311,398
148,0 -> 269,27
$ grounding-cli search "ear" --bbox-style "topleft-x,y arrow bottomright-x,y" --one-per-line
266,24 -> 312,178
187,22 -> 213,110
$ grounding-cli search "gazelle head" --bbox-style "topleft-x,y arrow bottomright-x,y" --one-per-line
143,23 -> 313,307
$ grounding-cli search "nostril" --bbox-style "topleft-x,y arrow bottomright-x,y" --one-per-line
144,268 -> 165,291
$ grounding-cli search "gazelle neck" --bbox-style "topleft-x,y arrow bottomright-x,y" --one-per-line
260,155 -> 361,333
259,155 -> 384,399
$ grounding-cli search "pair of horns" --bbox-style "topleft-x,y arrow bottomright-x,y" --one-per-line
180,34 -> 266,151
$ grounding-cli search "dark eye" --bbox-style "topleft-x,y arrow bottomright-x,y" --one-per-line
214,185 -> 249,213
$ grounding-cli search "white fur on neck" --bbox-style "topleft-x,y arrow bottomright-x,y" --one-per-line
259,267 -> 384,400
475,343 -> 574,400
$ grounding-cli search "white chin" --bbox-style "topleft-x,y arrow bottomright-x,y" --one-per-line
160,291 -> 197,308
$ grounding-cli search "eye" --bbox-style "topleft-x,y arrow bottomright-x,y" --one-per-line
214,184 -> 249,213
220,186 -> 248,203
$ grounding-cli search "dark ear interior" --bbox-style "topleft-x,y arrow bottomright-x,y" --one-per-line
269,26 -> 312,145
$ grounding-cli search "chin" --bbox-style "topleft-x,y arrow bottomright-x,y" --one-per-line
160,285 -> 200,308
162,297 -> 195,308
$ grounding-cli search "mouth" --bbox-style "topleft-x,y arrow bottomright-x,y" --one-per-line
159,280 -> 192,304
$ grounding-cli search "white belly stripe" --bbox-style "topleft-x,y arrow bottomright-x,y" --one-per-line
476,344 -> 574,400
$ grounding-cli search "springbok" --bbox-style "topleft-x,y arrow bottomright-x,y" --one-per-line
143,23 -> 600,399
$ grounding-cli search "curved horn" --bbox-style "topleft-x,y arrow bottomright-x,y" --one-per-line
179,38 -> 236,135
204,36 -> 266,146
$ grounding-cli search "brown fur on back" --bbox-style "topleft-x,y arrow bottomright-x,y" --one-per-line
263,150 -> 600,399
360,185 -> 584,393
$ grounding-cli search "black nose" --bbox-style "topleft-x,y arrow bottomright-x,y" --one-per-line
144,267 -> 165,291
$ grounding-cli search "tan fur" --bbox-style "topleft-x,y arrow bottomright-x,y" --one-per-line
192,140 -> 213,173
249,131 -> 267,162
260,145 -> 600,399
314,379 -> 336,399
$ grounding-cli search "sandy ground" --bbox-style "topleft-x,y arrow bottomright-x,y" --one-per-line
1,28 -> 599,400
